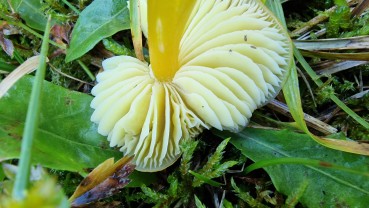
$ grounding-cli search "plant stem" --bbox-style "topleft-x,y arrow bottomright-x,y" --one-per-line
130,0 -> 144,61
0,61 -> 16,72
13,51 -> 25,64
61,0 -> 80,14
6,20 -> 65,50
12,16 -> 52,200
294,47 -> 369,129
77,60 -> 95,81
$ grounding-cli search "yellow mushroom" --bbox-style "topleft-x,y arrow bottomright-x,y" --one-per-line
91,0 -> 293,172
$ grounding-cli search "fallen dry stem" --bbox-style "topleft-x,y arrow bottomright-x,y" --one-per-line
291,0 -> 357,37
268,99 -> 338,135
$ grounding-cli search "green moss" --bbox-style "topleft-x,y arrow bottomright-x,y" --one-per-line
47,53 -> 93,90
121,138 -> 242,207
48,170 -> 83,197
326,0 -> 350,37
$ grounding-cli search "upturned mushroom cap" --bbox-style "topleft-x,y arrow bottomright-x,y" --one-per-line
91,0 -> 292,172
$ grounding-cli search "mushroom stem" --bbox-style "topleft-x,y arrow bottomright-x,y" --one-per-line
148,0 -> 196,82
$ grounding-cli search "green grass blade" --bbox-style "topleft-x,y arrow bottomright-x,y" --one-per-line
293,47 -> 369,129
270,0 -> 369,130
268,0 -> 308,132
6,20 -> 65,50
61,0 -> 80,14
12,16 -> 52,200
188,170 -> 222,187
269,0 -> 369,154
77,60 -> 95,81
281,52 -> 369,155
0,61 -> 16,72
130,0 -> 144,61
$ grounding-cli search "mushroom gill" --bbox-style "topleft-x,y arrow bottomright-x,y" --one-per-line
91,0 -> 293,172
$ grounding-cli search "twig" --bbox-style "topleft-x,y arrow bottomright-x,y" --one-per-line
77,60 -> 95,81
49,63 -> 93,86
297,66 -> 316,107
61,0 -> 80,14
351,0 -> 369,17
291,0 -> 357,37
268,99 -> 338,135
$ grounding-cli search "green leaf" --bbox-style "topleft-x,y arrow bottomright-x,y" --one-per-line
0,76 -> 155,186
0,76 -> 121,172
66,0 -> 130,62
215,128 -> 369,207
10,0 -> 49,31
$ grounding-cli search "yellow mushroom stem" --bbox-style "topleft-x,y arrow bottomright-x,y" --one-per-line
148,0 -> 197,81
91,0 -> 293,171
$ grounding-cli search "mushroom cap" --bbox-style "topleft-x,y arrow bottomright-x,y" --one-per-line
91,0 -> 292,172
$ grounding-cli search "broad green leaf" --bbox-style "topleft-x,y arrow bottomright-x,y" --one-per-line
0,76 -> 155,185
0,76 -> 120,172
9,0 -> 48,31
215,128 -> 369,207
66,0 -> 130,62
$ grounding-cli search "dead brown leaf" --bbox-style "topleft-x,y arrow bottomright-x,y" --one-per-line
69,156 -> 135,207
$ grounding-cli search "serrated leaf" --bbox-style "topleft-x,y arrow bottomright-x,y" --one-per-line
215,128 -> 369,207
66,0 -> 130,62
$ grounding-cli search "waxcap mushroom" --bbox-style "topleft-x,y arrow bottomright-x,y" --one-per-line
91,0 -> 293,172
